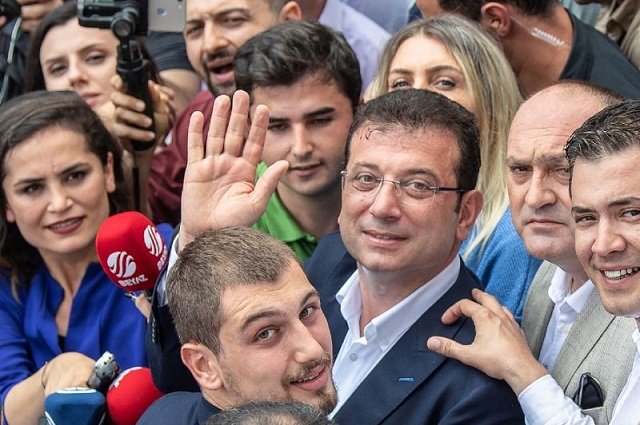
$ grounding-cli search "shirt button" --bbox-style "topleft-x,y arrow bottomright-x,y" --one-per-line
349,353 -> 358,361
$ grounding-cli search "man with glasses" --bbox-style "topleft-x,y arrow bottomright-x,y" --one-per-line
176,88 -> 524,423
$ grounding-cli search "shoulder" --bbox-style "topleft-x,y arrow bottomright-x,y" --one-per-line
139,392 -> 212,424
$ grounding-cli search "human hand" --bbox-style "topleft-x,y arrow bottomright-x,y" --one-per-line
178,90 -> 288,250
40,352 -> 96,396
111,75 -> 173,153
426,289 -> 547,394
18,0 -> 62,33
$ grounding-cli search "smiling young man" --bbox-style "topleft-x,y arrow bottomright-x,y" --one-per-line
139,227 -> 337,425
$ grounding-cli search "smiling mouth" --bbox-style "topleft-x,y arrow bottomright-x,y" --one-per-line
603,268 -> 640,280
292,367 -> 323,384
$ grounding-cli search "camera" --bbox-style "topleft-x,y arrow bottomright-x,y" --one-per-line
77,0 -> 184,36
0,0 -> 20,22
78,0 -> 149,38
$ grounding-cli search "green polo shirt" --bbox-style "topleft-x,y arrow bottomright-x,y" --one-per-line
252,163 -> 318,261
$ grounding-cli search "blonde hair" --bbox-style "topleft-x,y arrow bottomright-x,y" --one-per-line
370,15 -> 522,258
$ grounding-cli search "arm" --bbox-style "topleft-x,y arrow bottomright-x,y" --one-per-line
4,353 -> 95,425
109,76 -> 173,218
427,289 -> 595,425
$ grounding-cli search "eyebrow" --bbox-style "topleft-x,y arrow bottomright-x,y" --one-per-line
269,107 -> 336,124
42,44 -> 107,64
239,289 -> 319,333
12,162 -> 89,188
349,162 -> 439,179
187,7 -> 249,24
571,196 -> 640,214
389,65 -> 462,76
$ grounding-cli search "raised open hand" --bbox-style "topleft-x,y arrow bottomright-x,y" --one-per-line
178,90 -> 288,250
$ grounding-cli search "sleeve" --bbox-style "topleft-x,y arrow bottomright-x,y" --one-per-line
518,375 -> 595,425
0,278 -> 33,407
146,234 -> 198,393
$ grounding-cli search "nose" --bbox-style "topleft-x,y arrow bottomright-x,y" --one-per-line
291,125 -> 313,159
292,322 -> 325,365
411,77 -> 428,91
47,185 -> 73,213
368,181 -> 402,220
202,22 -> 230,56
524,172 -> 556,209
66,58 -> 88,89
591,219 -> 626,258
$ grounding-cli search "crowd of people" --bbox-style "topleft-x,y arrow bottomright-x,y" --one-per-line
0,0 -> 639,424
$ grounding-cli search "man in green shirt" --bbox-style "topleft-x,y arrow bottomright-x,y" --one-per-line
235,21 -> 361,260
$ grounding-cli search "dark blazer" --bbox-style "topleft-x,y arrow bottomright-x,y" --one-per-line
138,392 -> 220,425
306,232 -> 524,425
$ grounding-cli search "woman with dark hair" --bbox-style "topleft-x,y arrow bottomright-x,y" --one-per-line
0,91 -> 161,425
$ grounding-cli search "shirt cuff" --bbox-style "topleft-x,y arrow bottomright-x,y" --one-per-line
518,375 -> 594,425
156,235 -> 180,306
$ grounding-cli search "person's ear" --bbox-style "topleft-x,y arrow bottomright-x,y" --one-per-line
5,204 -> 15,223
455,189 -> 483,242
104,152 -> 116,194
180,343 -> 224,391
278,1 -> 302,22
479,2 -> 512,38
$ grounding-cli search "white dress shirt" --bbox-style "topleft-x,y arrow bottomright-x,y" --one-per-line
538,269 -> 594,370
329,256 -> 461,417
519,327 -> 640,425
610,329 -> 640,425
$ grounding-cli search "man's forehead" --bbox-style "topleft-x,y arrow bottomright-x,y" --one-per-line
187,0 -> 269,16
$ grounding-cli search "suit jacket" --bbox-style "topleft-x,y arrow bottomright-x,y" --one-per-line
521,261 -> 636,424
306,232 -> 524,425
138,392 -> 220,425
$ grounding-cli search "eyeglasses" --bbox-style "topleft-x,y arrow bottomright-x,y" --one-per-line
340,170 -> 468,204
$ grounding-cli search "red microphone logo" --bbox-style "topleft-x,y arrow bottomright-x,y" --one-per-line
107,251 -> 137,279
144,225 -> 163,258
96,212 -> 168,292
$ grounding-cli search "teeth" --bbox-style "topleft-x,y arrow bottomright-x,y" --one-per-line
604,268 -> 640,280
49,218 -> 80,230
295,371 -> 320,384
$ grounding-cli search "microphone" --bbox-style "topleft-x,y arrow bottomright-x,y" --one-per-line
44,387 -> 105,425
95,211 -> 168,292
106,367 -> 163,425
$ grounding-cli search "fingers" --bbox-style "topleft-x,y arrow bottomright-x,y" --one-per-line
253,160 -> 288,206
440,298 -> 483,325
187,111 -> 205,165
426,336 -> 469,363
243,104 -> 269,165
224,90 -> 251,157
206,95 -> 232,157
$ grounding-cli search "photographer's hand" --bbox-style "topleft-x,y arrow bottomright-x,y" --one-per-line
178,90 -> 288,250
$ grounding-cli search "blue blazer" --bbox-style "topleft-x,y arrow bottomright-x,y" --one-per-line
306,232 -> 525,424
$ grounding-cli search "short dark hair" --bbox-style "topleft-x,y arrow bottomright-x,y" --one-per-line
234,20 -> 361,111
0,90 -> 126,291
204,401 -> 336,425
167,227 -> 299,354
345,89 -> 481,192
437,0 -> 555,20
566,99 -> 640,189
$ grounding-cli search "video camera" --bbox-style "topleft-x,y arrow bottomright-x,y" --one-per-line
0,0 -> 19,22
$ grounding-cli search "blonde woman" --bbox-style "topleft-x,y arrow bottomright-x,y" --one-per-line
369,15 -> 541,321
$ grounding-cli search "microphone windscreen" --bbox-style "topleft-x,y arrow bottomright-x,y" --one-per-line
106,367 -> 164,425
95,212 -> 168,292
44,387 -> 105,425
